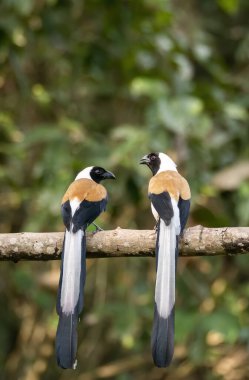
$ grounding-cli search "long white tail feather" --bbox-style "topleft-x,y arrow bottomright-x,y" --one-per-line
61,228 -> 83,314
155,220 -> 175,318
155,199 -> 180,319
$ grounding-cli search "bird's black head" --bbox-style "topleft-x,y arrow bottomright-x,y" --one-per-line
90,166 -> 116,183
139,152 -> 161,176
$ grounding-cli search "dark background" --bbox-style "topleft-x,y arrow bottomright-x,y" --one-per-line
0,0 -> 249,379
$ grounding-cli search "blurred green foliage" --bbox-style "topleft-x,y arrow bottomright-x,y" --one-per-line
0,0 -> 249,379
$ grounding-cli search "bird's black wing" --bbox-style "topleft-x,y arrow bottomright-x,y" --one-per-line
72,197 -> 108,232
61,197 -> 108,232
61,200 -> 72,231
178,197 -> 190,234
149,191 -> 174,226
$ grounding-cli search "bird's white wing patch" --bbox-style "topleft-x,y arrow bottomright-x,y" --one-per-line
151,203 -> 159,221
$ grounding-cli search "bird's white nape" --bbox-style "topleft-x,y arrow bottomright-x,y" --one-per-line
75,167 -> 93,180
158,153 -> 177,173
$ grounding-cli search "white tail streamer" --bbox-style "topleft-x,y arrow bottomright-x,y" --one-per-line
155,219 -> 176,318
155,199 -> 180,319
60,228 -> 83,314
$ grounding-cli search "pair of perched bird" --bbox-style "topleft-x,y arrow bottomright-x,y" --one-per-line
56,152 -> 191,369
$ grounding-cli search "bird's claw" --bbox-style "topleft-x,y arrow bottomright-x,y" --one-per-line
92,222 -> 104,234
154,222 -> 159,233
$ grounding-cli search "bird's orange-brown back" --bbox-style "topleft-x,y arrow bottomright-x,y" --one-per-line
62,179 -> 107,204
149,171 -> 191,201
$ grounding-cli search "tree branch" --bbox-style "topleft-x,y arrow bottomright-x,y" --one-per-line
0,226 -> 248,262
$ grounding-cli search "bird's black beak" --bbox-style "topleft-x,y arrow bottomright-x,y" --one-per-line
139,155 -> 150,165
103,170 -> 116,180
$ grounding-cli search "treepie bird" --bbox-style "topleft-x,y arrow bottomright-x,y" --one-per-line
56,166 -> 115,369
140,152 -> 191,367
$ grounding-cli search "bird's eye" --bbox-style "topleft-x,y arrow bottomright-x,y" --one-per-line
150,155 -> 156,161
95,169 -> 101,174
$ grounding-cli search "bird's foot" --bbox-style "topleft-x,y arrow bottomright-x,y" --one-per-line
92,222 -> 104,234
154,222 -> 159,233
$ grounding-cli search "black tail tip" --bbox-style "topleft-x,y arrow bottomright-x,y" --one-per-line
57,357 -> 77,370
153,354 -> 173,368
55,313 -> 78,369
